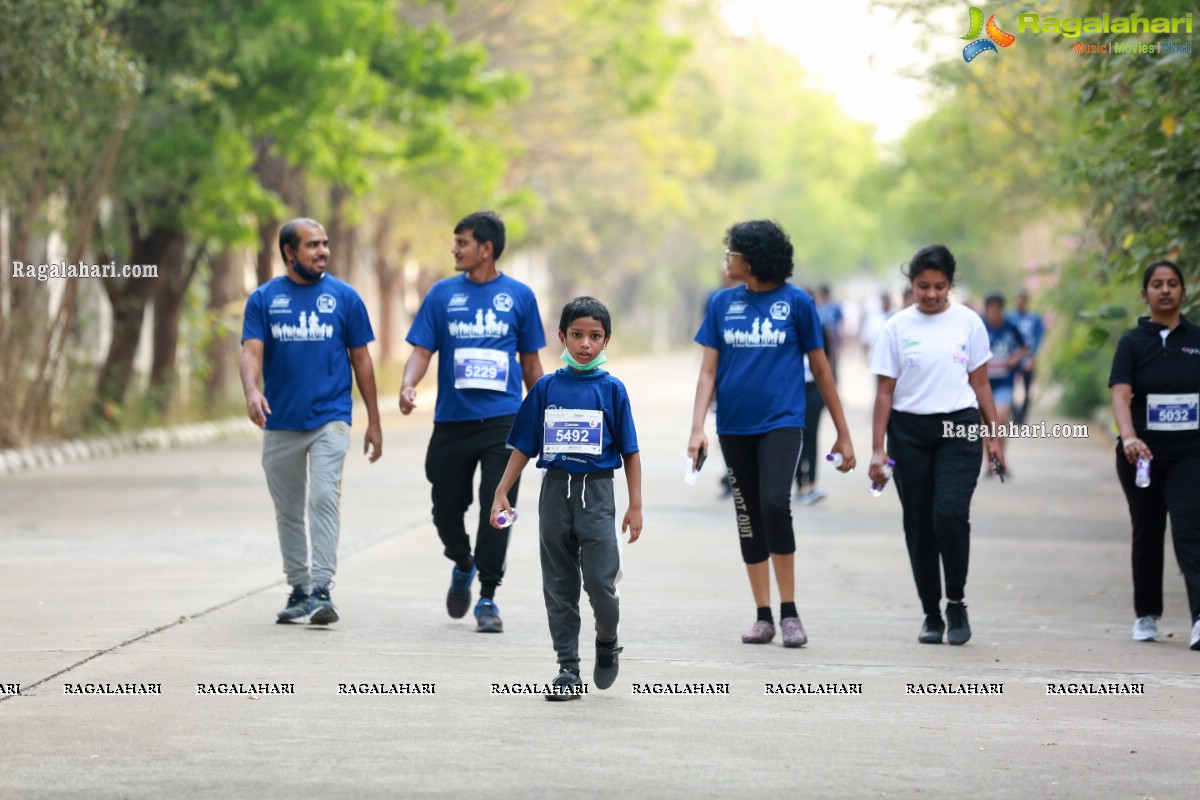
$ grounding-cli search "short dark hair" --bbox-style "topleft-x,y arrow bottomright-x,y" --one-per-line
559,296 -> 611,339
454,211 -> 506,261
725,220 -> 793,283
903,244 -> 957,284
1142,260 -> 1185,291
279,217 -> 323,266
984,292 -> 1005,309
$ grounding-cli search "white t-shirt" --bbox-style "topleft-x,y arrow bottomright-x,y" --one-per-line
870,303 -> 992,414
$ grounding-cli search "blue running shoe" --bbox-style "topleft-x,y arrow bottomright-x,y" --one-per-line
446,560 -> 476,619
474,597 -> 503,633
276,586 -> 311,624
309,585 -> 339,625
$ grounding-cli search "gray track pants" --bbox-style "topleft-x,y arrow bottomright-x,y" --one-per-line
262,421 -> 351,590
539,469 -> 621,670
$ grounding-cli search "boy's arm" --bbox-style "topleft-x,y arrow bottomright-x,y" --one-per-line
490,448 -> 532,528
621,451 -> 643,542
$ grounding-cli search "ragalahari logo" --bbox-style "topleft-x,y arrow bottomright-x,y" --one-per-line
962,7 -> 1016,62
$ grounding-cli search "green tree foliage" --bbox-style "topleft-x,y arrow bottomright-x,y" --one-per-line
100,0 -> 515,421
429,0 -> 891,347
0,0 -> 140,446
1,0 -> 516,443
875,0 -> 1199,418
874,0 -> 1082,289
1047,0 -> 1199,416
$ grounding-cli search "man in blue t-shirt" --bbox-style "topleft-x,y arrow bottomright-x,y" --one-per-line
241,217 -> 382,626
399,211 -> 546,633
983,292 -> 1028,467
815,284 -> 844,380
1007,290 -> 1045,426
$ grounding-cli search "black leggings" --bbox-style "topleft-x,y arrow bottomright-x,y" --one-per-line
887,408 -> 982,616
719,427 -> 803,564
1115,448 -> 1200,622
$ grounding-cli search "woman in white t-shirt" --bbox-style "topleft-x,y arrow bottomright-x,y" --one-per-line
868,245 -> 1004,646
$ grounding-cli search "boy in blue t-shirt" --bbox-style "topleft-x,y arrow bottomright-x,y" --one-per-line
490,297 -> 643,700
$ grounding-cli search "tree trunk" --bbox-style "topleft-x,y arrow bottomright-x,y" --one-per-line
326,183 -> 357,283
90,223 -> 176,424
30,96 -> 134,435
253,138 -> 308,286
256,219 -> 278,286
205,248 -> 239,407
147,233 -> 195,415
374,229 -> 404,363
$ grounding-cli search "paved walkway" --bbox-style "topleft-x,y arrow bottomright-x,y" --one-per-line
1,354 -> 1195,799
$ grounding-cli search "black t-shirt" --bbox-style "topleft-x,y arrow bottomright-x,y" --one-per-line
1109,315 -> 1200,459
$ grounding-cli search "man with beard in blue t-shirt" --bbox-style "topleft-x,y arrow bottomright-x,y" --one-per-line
241,217 -> 383,626
400,211 -> 546,633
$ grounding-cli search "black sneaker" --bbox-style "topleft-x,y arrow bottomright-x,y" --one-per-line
946,602 -> 971,645
594,639 -> 623,690
275,586 -> 311,624
309,585 -> 339,625
446,560 -> 476,619
918,614 -> 945,644
546,667 -> 583,702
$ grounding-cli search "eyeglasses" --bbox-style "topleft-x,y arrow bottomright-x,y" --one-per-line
724,250 -> 743,261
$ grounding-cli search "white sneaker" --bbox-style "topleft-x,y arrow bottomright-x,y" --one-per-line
1190,619 -> 1200,651
1133,616 -> 1161,642
801,489 -> 827,506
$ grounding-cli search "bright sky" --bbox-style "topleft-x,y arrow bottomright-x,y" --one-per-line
721,0 -> 945,142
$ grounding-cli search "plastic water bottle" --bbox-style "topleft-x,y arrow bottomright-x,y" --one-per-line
826,453 -> 844,468
870,460 -> 895,497
1135,457 -> 1151,489
495,508 -> 518,528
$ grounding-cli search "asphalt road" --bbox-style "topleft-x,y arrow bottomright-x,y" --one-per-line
1,354 -> 1196,799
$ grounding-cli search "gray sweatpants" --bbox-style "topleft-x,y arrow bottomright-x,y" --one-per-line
539,469 -> 621,670
262,421 -> 351,591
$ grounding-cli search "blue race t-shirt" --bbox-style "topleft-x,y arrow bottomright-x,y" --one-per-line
1007,310 -> 1044,355
507,367 -> 639,473
241,274 -> 375,431
406,274 -> 546,422
695,283 -> 824,435
985,319 -> 1026,389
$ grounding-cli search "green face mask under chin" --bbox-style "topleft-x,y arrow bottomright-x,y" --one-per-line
560,347 -> 608,371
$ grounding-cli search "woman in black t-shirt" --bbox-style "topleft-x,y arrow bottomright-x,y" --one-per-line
1109,261 -> 1200,651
